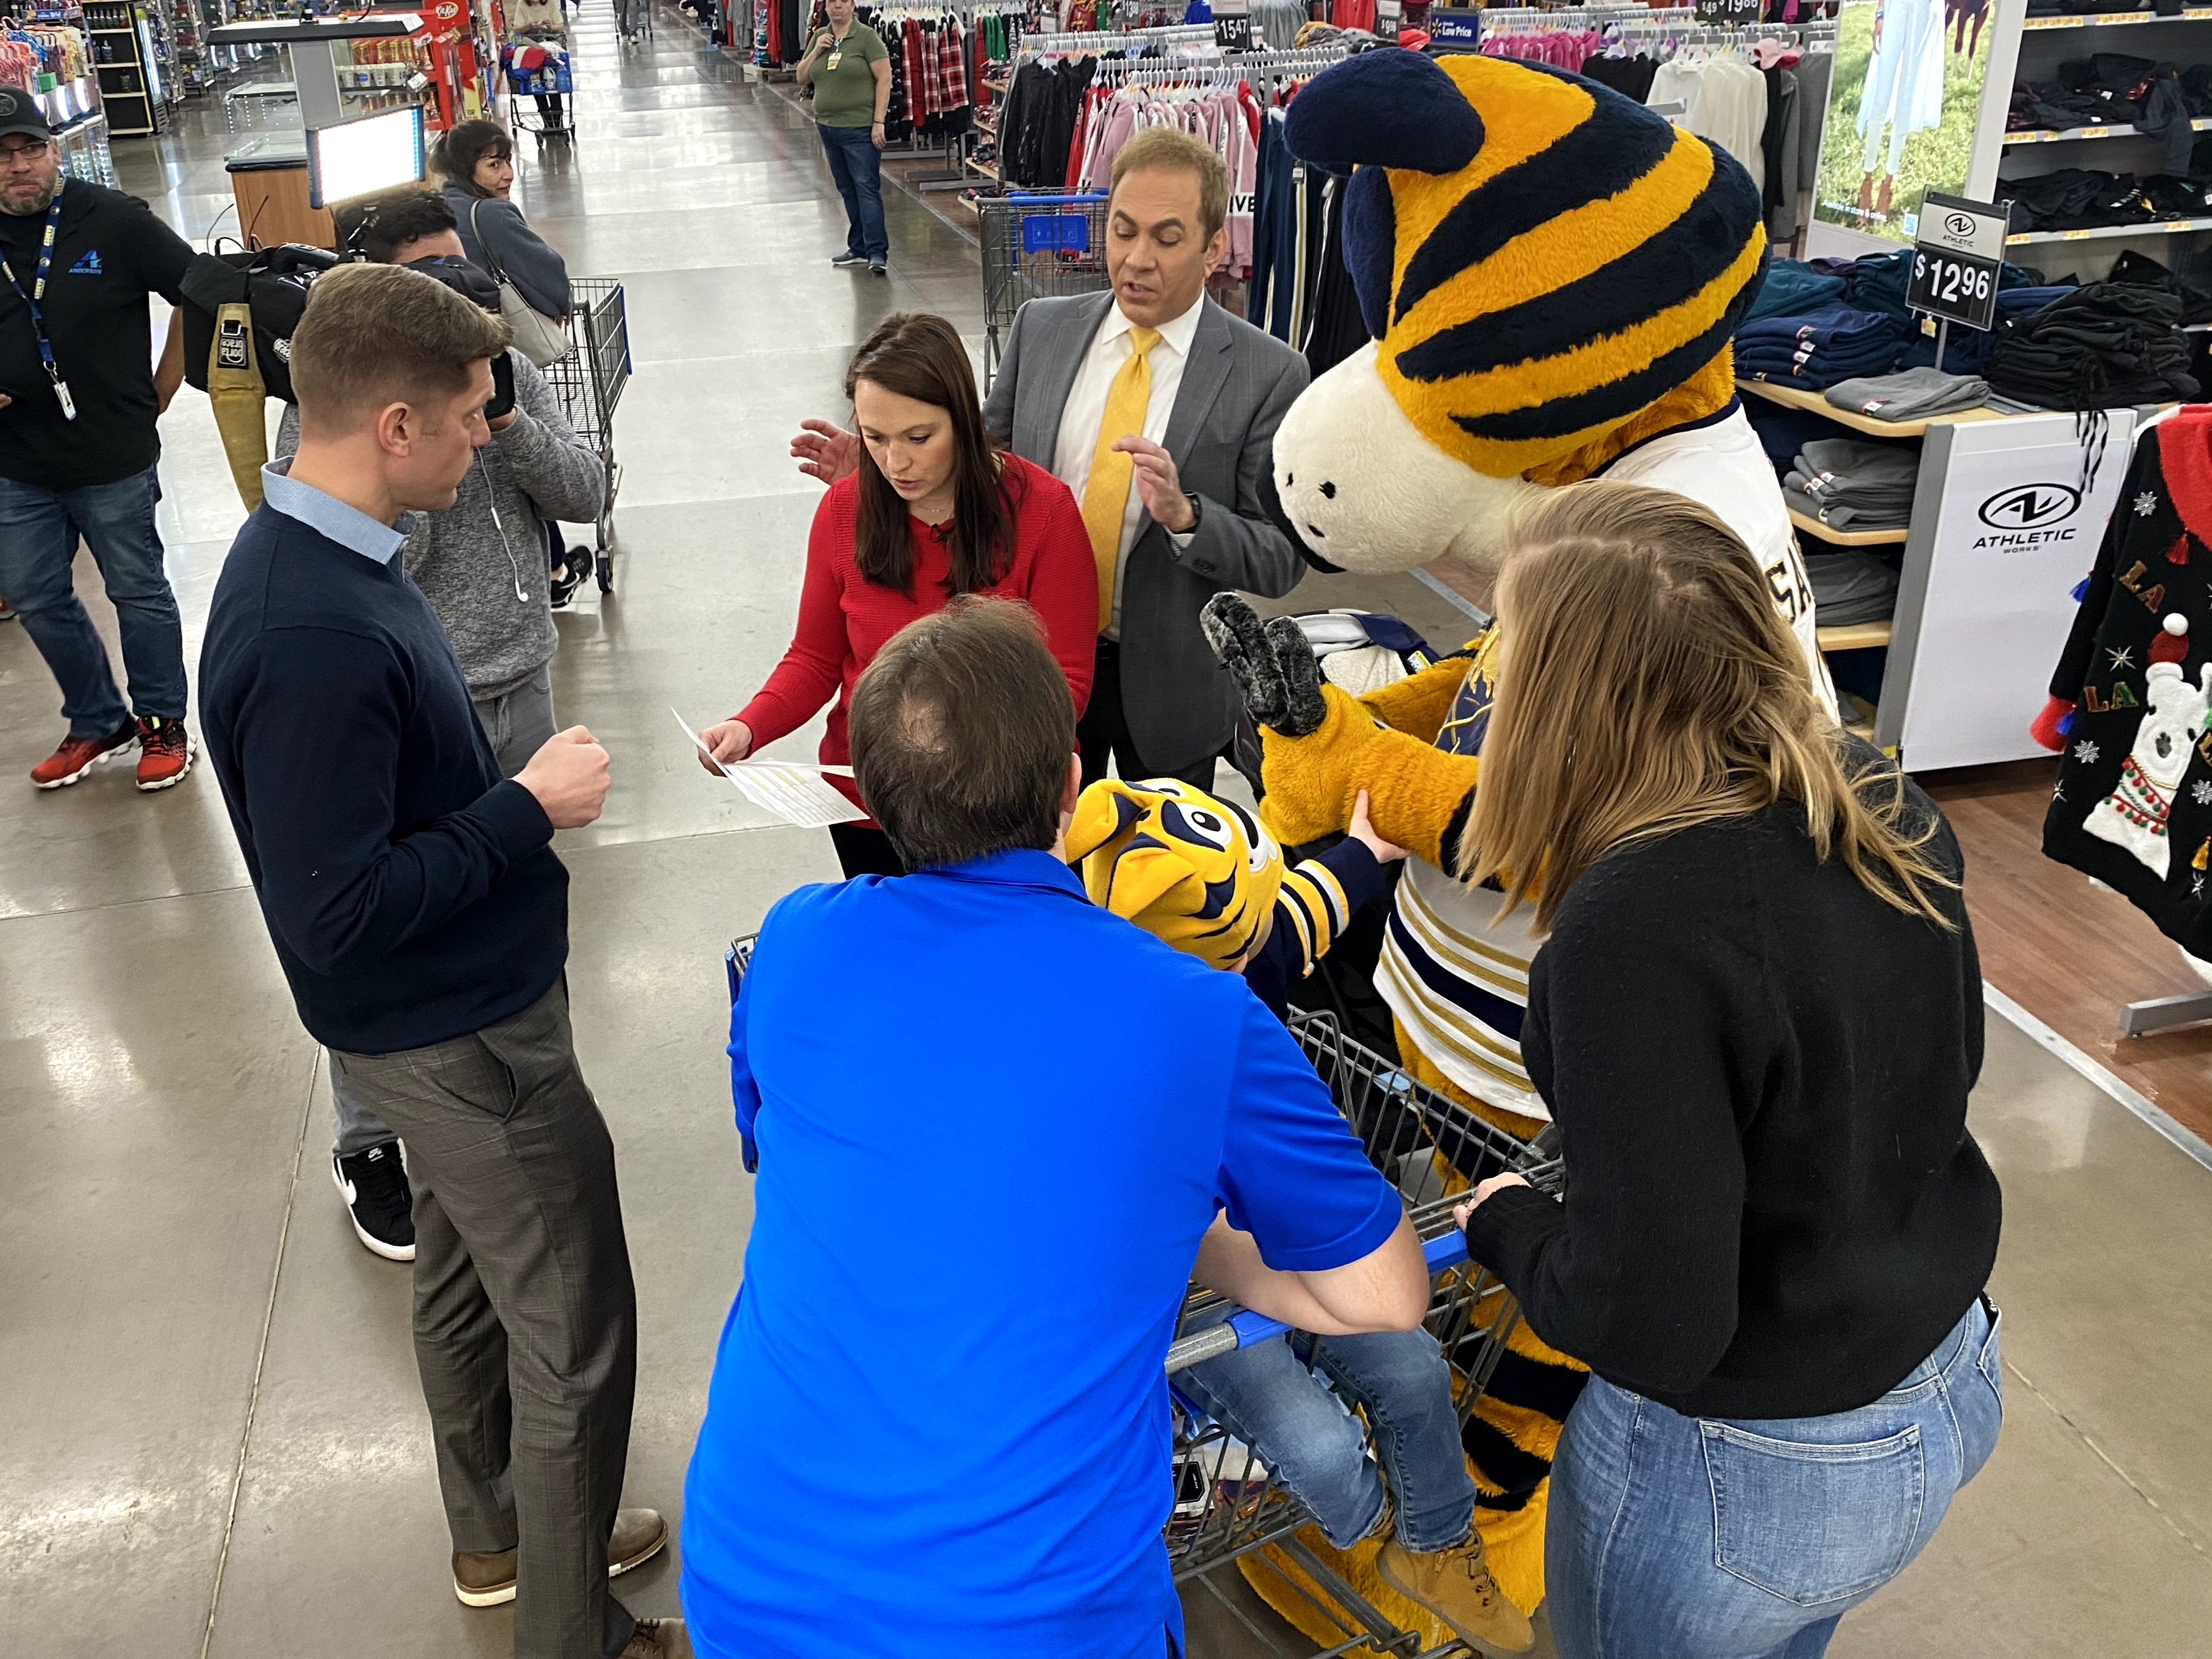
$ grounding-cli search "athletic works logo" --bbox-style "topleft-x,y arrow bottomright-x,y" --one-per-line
68,250 -> 102,275
1943,211 -> 1977,239
1978,482 -> 2081,530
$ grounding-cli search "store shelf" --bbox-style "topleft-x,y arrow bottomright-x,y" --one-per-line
1790,506 -> 1910,547
2023,6 -> 2212,25
2005,115 -> 2212,143
1817,620 -> 1895,653
2007,214 -> 2212,243
1737,376 -> 2005,438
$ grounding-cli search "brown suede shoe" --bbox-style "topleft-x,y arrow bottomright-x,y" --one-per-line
620,1618 -> 692,1658
453,1507 -> 670,1607
1375,1533 -> 1535,1655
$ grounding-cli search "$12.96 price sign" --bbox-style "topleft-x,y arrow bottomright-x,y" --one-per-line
1906,192 -> 2011,332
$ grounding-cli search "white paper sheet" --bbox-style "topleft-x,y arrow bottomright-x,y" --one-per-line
672,708 -> 866,830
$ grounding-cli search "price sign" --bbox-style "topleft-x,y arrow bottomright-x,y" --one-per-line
1426,7 -> 1482,49
1375,0 -> 1400,39
1213,0 -> 1252,52
1694,0 -> 1760,23
1906,192 -> 2011,332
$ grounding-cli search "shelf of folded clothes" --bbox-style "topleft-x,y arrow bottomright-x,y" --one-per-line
2008,212 -> 2212,241
1789,506 -> 1909,547
2025,8 -> 2212,28
1817,621 -> 1894,652
1739,377 -> 2005,439
2006,116 -> 2212,144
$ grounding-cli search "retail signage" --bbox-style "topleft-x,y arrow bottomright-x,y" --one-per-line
1426,8 -> 1482,49
1906,193 -> 2010,330
1695,0 -> 1761,23
1892,412 -> 2139,770
1375,0 -> 1401,40
1213,0 -> 1252,53
1814,0 -> 1996,246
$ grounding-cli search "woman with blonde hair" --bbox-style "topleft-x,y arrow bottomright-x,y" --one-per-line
1451,481 -> 2003,1659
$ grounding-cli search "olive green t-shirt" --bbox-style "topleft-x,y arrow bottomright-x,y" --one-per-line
809,23 -> 888,130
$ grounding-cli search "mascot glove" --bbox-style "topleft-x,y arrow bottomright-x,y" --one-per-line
1259,684 -> 1481,868
1356,652 -> 1479,747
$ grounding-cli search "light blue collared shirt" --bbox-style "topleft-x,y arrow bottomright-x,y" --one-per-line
260,458 -> 414,567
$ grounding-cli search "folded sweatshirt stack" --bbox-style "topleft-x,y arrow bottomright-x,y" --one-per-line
1824,366 -> 1989,422
1985,282 -> 2201,408
1803,549 -> 1901,626
1783,438 -> 1921,530
1737,305 -> 1910,391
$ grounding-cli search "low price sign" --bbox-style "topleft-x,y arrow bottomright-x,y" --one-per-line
1907,192 -> 2012,333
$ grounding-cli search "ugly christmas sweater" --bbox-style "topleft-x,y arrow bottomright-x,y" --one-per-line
2040,408 -> 2212,948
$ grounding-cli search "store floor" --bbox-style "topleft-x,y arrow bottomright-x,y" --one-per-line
3,9 -> 2210,1656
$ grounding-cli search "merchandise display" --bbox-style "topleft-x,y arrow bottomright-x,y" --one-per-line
1824,364 -> 1993,419
1784,436 -> 1921,530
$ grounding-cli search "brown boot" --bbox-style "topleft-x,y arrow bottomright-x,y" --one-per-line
1857,171 -> 1876,218
620,1619 -> 692,1658
1375,1532 -> 1535,1655
1876,174 -> 1895,220
453,1506 -> 670,1607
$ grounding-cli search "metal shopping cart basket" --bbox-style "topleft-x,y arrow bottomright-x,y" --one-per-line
539,276 -> 632,592
977,192 -> 1110,392
723,937 -> 1561,1657
503,44 -> 577,144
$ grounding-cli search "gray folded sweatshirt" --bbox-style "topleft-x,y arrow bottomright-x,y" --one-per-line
277,349 -> 606,699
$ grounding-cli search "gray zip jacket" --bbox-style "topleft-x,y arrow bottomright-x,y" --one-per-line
277,350 -> 605,699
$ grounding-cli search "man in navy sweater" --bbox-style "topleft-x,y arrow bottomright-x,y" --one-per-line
198,264 -> 684,1659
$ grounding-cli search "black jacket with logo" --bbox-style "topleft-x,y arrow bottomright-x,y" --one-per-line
0,181 -> 194,488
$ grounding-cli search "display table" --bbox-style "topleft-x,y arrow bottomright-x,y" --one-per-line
224,132 -> 335,248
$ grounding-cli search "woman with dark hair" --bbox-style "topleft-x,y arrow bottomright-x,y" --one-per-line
700,313 -> 1097,878
433,118 -> 572,323
1450,480 -> 2003,1659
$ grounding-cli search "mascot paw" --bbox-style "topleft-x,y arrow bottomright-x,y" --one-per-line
1200,595 -> 1329,737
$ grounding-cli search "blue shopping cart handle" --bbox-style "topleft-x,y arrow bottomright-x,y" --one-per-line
1004,191 -> 1107,202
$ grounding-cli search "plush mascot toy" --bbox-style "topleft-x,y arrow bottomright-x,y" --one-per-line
1201,47 -> 1839,1650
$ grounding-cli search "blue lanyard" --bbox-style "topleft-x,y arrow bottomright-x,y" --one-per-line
0,184 -> 73,420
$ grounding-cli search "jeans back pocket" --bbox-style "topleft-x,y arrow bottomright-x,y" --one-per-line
1701,1420 -> 1926,1606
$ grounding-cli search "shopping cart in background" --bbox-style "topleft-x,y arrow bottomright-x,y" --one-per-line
540,275 -> 632,593
977,192 -> 1111,392
723,936 -> 1561,1656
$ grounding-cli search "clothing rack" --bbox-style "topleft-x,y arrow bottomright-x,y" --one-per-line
1019,21 -> 1214,52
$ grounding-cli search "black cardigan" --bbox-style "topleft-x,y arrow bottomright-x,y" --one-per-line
1462,763 -> 2001,1420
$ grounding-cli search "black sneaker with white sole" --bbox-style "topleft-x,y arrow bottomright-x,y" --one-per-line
831,250 -> 870,269
333,1141 -> 415,1261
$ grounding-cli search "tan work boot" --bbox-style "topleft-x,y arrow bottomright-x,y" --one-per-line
453,1506 -> 670,1607
1375,1532 -> 1535,1655
620,1619 -> 692,1657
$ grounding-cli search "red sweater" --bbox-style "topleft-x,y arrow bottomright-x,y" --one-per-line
735,454 -> 1097,814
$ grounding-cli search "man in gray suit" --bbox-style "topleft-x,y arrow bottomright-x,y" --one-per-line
792,129 -> 1308,789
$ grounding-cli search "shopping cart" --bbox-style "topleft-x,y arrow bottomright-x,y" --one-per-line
977,192 -> 1111,391
723,938 -> 1561,1655
503,44 -> 576,144
539,276 -> 632,591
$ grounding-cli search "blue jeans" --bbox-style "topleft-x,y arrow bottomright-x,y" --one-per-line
1176,1322 -> 1477,1553
0,466 -> 185,736
1547,1297 -> 2004,1659
818,124 -> 888,262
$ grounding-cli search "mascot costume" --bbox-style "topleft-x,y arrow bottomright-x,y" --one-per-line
1199,46 -> 1841,1650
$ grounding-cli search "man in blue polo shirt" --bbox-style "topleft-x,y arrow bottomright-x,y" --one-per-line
680,598 -> 1428,1658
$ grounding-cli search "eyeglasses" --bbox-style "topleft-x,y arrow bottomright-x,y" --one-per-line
0,138 -> 52,161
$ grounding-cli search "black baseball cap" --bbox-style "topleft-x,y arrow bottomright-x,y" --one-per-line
0,89 -> 54,143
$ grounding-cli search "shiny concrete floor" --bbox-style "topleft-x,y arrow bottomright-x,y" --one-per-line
2,9 -> 2209,1655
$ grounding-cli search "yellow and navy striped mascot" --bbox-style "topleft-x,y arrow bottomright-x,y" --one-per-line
1206,48 -> 1832,1653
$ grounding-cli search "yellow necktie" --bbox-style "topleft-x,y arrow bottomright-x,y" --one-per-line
1080,326 -> 1161,631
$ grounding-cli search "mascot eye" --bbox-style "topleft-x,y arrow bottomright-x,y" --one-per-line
1320,482 -> 1337,499
1164,804 -> 1237,852
1247,829 -> 1279,875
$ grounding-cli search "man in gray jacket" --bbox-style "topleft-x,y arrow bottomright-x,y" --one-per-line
281,186 -> 605,1262
793,129 -> 1308,789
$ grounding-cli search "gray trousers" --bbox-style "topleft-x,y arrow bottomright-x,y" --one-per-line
329,982 -> 639,1659
330,669 -> 558,1157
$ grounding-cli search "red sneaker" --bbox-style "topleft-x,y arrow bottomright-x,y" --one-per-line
30,720 -> 137,789
135,716 -> 196,792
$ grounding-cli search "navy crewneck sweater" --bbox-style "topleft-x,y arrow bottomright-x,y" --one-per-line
200,503 -> 567,1054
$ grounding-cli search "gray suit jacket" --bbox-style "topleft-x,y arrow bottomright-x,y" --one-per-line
982,291 -> 1309,773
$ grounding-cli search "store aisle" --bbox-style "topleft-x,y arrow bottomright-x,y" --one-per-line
1,8 -> 2209,1656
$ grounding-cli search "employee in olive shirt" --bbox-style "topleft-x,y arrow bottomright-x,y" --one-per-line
0,94 -> 198,793
797,0 -> 892,276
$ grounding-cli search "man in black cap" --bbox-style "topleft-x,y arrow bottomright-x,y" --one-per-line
0,92 -> 201,791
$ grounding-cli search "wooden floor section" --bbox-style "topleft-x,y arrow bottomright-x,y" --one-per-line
1923,759 -> 2212,1150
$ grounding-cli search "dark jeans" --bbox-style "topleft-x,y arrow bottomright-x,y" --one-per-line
1078,636 -> 1218,792
818,123 -> 888,261
535,92 -> 567,126
829,821 -> 906,878
330,982 -> 640,1659
0,465 -> 186,737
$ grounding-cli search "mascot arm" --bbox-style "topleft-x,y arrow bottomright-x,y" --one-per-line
1259,684 -> 1480,868
1357,651 -> 1477,745
1179,352 -> 1312,600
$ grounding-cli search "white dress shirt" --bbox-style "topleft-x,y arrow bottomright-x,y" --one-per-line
1051,293 -> 1206,639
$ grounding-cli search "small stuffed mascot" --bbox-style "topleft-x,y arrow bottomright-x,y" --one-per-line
1204,47 -> 1843,1647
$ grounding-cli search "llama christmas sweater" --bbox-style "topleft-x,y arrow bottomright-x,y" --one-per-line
2042,409 -> 2212,948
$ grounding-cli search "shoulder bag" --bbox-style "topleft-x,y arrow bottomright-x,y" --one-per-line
469,198 -> 571,368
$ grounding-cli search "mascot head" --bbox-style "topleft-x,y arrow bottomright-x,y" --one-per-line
1275,49 -> 1767,574
1066,778 -> 1283,970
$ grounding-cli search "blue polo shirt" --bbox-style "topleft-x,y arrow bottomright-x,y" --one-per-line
680,849 -> 1404,1658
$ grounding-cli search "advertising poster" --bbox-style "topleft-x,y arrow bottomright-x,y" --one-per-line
1815,0 -> 1995,243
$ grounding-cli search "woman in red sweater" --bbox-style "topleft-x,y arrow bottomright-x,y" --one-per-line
699,313 -> 1096,877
